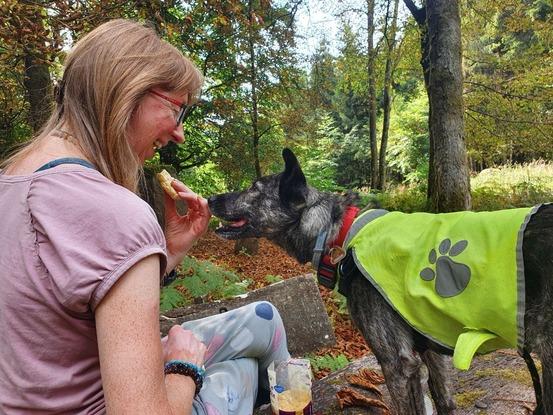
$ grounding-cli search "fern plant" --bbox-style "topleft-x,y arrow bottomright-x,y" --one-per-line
308,353 -> 350,373
160,286 -> 188,312
160,256 -> 251,312
265,274 -> 284,284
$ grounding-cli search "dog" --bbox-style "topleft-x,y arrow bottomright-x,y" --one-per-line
208,148 -> 552,415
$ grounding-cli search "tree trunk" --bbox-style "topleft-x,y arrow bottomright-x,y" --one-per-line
378,0 -> 400,190
23,52 -> 53,133
404,0 -> 470,212
366,0 -> 378,189
18,2 -> 53,133
426,0 -> 471,212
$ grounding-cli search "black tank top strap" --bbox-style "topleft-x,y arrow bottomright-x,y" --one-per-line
34,157 -> 96,173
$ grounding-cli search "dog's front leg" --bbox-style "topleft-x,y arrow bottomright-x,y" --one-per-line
348,274 -> 429,414
420,350 -> 456,414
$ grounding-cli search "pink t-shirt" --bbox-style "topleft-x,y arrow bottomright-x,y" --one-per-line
0,165 -> 167,414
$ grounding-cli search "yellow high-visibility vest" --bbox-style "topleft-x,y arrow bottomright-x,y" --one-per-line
343,206 -> 538,370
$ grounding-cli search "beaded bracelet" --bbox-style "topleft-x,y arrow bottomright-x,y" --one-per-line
164,360 -> 205,396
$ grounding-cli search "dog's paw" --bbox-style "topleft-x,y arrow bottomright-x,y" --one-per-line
419,238 -> 471,298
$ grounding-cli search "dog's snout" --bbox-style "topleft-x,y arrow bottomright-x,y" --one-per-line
207,195 -> 218,208
207,194 -> 229,215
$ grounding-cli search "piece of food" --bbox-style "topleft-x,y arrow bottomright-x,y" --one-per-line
156,169 -> 179,200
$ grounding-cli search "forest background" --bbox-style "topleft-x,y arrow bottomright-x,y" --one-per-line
1,0 -> 552,212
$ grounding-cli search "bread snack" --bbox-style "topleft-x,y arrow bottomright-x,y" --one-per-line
156,169 -> 179,200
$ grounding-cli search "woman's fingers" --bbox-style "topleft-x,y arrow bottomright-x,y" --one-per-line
177,192 -> 209,213
171,179 -> 196,196
165,325 -> 207,366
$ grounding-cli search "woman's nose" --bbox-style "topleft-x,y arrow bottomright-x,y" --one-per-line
172,125 -> 185,144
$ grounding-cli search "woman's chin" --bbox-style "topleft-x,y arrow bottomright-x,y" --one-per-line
139,149 -> 156,163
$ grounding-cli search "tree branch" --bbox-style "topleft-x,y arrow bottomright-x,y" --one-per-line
464,80 -> 537,100
467,107 -> 553,126
402,0 -> 425,25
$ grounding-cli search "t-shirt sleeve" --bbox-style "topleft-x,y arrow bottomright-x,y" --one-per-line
28,169 -> 167,313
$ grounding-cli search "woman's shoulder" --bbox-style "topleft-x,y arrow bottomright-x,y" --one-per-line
29,167 -> 160,229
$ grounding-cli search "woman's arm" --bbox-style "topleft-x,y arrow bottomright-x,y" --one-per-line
96,254 -> 204,414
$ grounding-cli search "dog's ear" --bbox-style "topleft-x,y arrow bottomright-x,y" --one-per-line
279,148 -> 307,209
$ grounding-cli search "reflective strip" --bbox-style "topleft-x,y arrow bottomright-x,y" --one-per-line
515,203 -> 543,351
344,209 -> 389,249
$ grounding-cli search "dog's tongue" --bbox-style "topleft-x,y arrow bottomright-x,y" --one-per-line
229,219 -> 247,227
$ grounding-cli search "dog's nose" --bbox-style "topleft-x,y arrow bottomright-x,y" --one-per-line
207,195 -> 218,208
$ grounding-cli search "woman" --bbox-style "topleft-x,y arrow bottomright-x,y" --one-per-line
0,19 -> 289,414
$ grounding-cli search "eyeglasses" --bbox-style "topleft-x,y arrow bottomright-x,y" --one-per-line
149,90 -> 196,127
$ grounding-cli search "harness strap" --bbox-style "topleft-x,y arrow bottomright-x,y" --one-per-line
313,206 -> 360,288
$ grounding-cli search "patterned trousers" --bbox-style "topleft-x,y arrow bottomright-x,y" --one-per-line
179,301 -> 290,415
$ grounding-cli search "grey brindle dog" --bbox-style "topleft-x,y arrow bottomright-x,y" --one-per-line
208,148 -> 552,415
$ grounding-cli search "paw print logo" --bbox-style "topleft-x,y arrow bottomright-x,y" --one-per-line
419,239 -> 471,298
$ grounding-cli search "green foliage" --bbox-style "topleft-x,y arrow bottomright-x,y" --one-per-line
291,114 -> 344,192
264,274 -> 284,284
377,161 -> 553,213
159,256 -> 251,312
471,161 -> 553,211
331,290 -> 349,316
334,124 -> 373,188
462,0 -> 553,166
376,185 -> 428,213
178,161 -> 227,197
160,286 -> 188,312
309,39 -> 337,109
387,88 -> 429,185
308,353 -> 350,373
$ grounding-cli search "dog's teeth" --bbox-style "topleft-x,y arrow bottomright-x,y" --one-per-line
217,221 -> 223,229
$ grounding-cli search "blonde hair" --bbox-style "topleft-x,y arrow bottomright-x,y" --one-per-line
2,19 -> 203,192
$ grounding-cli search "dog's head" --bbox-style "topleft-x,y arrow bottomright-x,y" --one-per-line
208,148 -> 309,240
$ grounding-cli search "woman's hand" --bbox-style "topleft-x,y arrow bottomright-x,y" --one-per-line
162,325 -> 206,367
164,178 -> 211,270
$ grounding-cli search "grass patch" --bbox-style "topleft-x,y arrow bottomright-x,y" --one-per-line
265,274 -> 284,284
454,389 -> 486,409
472,161 -> 553,211
474,366 -> 538,388
373,185 -> 428,212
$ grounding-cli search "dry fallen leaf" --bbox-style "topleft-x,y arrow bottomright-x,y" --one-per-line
337,387 -> 390,413
356,368 -> 385,385
346,373 -> 383,398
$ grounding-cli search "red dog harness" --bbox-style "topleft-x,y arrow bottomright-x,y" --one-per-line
312,206 -> 360,288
